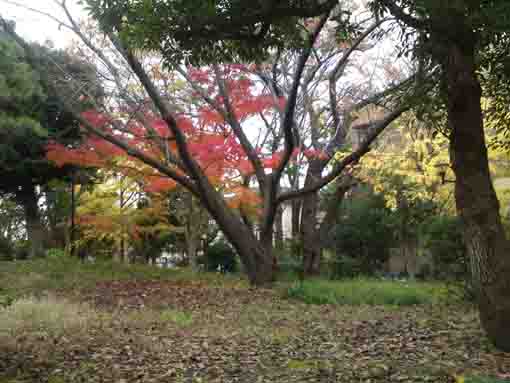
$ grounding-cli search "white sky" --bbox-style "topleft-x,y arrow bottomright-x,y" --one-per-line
1,0 -> 85,47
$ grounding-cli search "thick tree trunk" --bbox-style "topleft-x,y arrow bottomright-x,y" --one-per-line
18,184 -> 46,258
196,177 -> 274,285
445,41 -> 510,351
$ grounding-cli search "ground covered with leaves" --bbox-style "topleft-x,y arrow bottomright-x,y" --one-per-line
0,259 -> 509,383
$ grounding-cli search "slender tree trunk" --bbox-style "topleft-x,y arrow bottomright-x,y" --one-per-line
291,199 -> 301,240
301,161 -> 325,276
18,184 -> 45,258
444,41 -> 510,351
275,206 -> 284,250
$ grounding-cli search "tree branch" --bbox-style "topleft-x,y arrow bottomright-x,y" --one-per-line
277,104 -> 409,203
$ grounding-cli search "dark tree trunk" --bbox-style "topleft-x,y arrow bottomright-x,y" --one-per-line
275,206 -> 284,250
318,176 -> 354,245
444,40 -> 510,351
291,199 -> 301,240
18,184 -> 46,258
301,161 -> 325,276
196,177 -> 274,286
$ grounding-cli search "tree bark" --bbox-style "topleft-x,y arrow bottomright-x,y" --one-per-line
275,206 -> 284,250
291,199 -> 301,240
444,40 -> 510,351
301,161 -> 324,276
196,177 -> 275,285
18,184 -> 46,258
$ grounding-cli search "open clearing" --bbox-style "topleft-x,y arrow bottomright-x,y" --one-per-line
1,259 -> 509,383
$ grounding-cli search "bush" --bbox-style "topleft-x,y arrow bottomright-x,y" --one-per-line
420,215 -> 467,279
46,248 -> 66,258
201,240 -> 238,273
332,255 -> 363,279
333,192 -> 395,278
0,236 -> 13,261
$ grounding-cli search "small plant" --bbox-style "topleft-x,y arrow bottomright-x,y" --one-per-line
46,248 -> 67,258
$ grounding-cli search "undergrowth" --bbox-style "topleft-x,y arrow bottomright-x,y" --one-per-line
284,278 -> 454,306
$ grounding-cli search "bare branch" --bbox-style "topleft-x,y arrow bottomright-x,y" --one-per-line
273,10 -> 332,183
277,104 -> 409,203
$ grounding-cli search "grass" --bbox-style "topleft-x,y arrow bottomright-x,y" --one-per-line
0,295 -> 96,339
0,256 -> 245,301
0,258 -> 505,383
284,278 -> 453,306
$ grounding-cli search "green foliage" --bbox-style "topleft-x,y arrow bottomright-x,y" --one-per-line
0,236 -> 13,261
84,0 -> 350,66
201,241 -> 238,273
332,255 -> 363,279
333,191 -> 395,277
45,248 -> 66,259
285,278 -> 449,306
420,215 -> 467,279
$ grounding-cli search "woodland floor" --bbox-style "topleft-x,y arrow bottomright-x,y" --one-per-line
0,261 -> 509,383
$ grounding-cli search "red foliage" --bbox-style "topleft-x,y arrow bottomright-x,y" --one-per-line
46,65 -> 328,208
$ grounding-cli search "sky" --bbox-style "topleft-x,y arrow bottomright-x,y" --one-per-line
1,0 -> 85,47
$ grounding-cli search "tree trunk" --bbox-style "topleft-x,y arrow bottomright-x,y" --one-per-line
301,161 -> 324,276
18,184 -> 45,258
275,206 -> 284,250
196,176 -> 274,285
444,41 -> 510,351
291,199 -> 301,240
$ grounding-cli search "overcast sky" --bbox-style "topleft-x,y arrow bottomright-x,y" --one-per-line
1,0 -> 85,47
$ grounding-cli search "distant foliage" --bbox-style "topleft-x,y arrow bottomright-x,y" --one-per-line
46,248 -> 66,259
0,237 -> 13,261
333,191 -> 395,277
420,215 -> 467,279
202,241 -> 238,273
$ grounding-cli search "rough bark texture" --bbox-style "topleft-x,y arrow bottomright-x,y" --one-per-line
197,177 -> 275,285
18,184 -> 46,258
300,161 -> 324,276
274,206 -> 284,250
445,40 -> 510,351
291,199 -> 301,239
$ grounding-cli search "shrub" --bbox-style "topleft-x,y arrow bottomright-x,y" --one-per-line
201,240 -> 238,272
420,215 -> 467,280
0,236 -> 14,261
333,192 -> 395,277
46,248 -> 66,258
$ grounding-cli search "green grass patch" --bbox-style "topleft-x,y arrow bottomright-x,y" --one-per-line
284,278 -> 452,306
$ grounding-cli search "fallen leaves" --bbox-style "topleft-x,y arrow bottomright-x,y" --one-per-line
1,279 -> 509,383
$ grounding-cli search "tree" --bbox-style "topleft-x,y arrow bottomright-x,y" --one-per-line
1,2 -> 414,286
370,0 -> 510,351
85,0 -> 339,64
0,25 -> 99,258
249,15 -> 415,275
